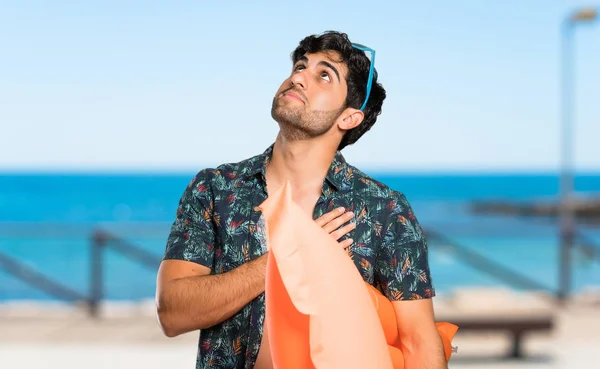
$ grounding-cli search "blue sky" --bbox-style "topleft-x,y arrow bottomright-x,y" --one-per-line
1,0 -> 598,172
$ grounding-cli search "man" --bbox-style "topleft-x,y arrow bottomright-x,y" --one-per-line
156,31 -> 446,369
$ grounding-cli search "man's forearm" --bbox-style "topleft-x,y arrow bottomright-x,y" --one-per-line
158,254 -> 267,336
402,329 -> 448,369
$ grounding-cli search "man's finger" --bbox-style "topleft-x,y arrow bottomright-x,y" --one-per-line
314,207 -> 345,227
340,238 -> 353,249
322,211 -> 354,234
330,221 -> 356,241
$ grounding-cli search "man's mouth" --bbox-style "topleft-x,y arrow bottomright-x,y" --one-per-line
282,90 -> 305,103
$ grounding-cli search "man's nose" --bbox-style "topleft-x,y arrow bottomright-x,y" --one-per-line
290,71 -> 306,89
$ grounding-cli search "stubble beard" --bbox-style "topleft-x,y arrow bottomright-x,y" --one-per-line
271,96 -> 344,141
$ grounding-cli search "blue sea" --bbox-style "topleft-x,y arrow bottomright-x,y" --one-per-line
1,172 -> 599,302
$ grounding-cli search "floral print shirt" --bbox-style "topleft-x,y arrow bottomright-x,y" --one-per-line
162,145 -> 435,369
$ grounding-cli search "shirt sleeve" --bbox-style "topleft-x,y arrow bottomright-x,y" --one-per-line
375,192 -> 436,301
162,169 -> 217,270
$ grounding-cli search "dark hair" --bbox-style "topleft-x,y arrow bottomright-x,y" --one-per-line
291,30 -> 386,150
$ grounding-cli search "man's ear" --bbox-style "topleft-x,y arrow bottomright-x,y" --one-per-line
337,108 -> 364,131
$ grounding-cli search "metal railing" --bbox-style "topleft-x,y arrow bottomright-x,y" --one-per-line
425,229 -> 554,292
0,222 -> 598,316
88,229 -> 162,317
557,229 -> 600,302
576,230 -> 600,263
0,249 -> 87,303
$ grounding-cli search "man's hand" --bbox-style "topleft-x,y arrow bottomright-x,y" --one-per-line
315,207 -> 355,248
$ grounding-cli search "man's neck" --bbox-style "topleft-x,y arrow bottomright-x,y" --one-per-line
266,133 -> 338,195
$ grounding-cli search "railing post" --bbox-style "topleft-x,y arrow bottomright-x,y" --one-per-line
89,230 -> 106,318
557,227 -> 574,304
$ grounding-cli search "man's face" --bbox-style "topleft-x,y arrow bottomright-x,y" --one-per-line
271,51 -> 349,140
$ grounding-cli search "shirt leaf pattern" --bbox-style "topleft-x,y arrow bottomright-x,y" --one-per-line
163,145 -> 435,369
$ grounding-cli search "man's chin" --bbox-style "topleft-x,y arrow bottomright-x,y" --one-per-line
272,108 -> 302,125
273,117 -> 302,130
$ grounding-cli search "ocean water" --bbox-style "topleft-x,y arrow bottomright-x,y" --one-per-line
1,172 -> 599,301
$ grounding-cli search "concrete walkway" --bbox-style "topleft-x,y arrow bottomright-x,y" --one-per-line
1,291 -> 599,369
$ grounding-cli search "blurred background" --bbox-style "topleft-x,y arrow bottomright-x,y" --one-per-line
1,1 -> 599,368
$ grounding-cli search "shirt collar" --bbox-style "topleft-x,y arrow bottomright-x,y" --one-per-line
325,149 -> 351,192
245,144 -> 352,192
246,145 -> 273,179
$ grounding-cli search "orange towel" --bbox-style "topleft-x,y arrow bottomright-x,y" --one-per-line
259,181 -> 457,369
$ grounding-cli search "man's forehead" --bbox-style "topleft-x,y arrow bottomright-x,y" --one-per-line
300,50 -> 344,65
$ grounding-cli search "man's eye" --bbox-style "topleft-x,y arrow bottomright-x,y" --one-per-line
320,72 -> 331,82
294,65 -> 305,72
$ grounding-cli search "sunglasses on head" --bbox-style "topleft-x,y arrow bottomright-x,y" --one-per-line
351,43 -> 376,111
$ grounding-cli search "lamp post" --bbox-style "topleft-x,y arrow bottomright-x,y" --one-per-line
558,8 -> 597,303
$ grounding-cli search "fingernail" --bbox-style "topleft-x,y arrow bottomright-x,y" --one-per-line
338,207 -> 345,213
348,238 -> 353,244
347,212 -> 354,217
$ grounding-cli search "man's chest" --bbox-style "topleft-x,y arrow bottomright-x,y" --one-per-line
312,196 -> 383,285
210,185 -> 382,284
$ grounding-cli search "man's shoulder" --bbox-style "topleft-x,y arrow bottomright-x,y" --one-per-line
347,164 -> 409,205
215,151 -> 265,177
188,152 -> 264,192
348,165 -> 425,244
345,163 -> 421,231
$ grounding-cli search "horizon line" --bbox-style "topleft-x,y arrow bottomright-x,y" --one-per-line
2,168 -> 600,176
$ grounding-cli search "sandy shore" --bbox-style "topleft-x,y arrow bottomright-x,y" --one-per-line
1,288 -> 599,369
